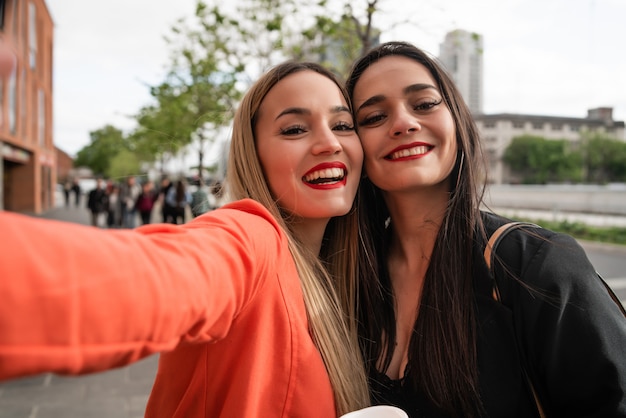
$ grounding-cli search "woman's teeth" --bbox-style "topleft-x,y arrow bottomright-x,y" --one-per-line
304,167 -> 345,184
388,145 -> 430,160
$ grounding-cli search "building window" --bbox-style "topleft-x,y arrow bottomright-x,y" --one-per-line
569,125 -> 580,132
8,68 -> 16,134
551,123 -> 562,131
484,122 -> 496,128
513,121 -> 524,129
21,68 -> 26,137
28,2 -> 37,69
532,122 -> 543,130
38,89 -> 45,146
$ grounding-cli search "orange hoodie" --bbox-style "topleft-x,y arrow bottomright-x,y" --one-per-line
0,199 -> 336,417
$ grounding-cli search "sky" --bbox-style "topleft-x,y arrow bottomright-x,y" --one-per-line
47,0 -> 626,162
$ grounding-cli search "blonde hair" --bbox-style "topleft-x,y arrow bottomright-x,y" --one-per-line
226,61 -> 369,415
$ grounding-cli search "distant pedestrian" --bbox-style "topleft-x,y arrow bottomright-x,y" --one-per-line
166,180 -> 192,224
190,179 -> 210,218
119,176 -> 141,228
71,179 -> 81,207
134,181 -> 158,225
157,176 -> 173,223
63,180 -> 72,207
86,179 -> 108,227
105,182 -> 121,228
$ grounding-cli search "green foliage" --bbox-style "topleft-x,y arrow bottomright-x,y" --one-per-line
517,217 -> 626,246
503,135 -> 582,184
583,133 -> 626,183
107,149 -> 142,181
74,125 -> 129,177
296,14 -> 368,77
130,0 -> 244,176
505,133 -> 626,185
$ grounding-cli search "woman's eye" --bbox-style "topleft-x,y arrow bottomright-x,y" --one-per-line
413,99 -> 442,112
333,121 -> 355,131
280,125 -> 306,136
358,113 -> 386,127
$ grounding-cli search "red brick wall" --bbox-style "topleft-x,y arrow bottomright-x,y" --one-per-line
0,0 -> 54,213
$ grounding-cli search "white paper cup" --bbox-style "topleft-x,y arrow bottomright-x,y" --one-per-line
340,405 -> 409,418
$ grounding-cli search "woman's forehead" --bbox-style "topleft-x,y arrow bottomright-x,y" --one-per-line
352,56 -> 437,102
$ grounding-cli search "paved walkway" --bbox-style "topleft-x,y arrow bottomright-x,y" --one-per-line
0,205 -> 158,418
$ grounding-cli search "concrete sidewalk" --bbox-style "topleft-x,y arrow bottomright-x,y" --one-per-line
0,204 -> 158,418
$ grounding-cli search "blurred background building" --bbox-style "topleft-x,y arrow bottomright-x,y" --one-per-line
439,29 -> 626,184
476,107 -> 625,184
0,0 -> 55,213
439,29 -> 484,114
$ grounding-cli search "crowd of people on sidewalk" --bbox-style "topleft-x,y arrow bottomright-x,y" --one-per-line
71,174 -> 226,228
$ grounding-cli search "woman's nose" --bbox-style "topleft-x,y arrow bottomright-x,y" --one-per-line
312,127 -> 342,155
390,108 -> 421,137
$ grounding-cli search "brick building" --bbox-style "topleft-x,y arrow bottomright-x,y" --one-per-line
0,0 -> 54,213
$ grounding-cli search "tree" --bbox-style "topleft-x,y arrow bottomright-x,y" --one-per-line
130,0 -> 388,176
503,135 -> 582,184
584,133 -> 626,183
107,149 -> 142,181
131,82 -> 195,173
131,1 -> 249,181
74,125 -> 129,177
286,0 -> 383,76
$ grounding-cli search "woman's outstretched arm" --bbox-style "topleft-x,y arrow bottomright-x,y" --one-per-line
0,199 -> 283,380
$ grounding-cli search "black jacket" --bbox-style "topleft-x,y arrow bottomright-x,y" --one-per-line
371,211 -> 626,417
87,188 -> 108,213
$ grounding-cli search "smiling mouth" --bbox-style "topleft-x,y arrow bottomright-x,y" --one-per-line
386,145 -> 432,160
303,167 -> 346,185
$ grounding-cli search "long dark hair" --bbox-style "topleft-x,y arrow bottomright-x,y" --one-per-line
347,41 -> 488,416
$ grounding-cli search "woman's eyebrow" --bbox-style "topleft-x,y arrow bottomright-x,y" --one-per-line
332,105 -> 351,114
356,83 -> 438,114
276,105 -> 350,120
275,107 -> 310,120
356,95 -> 385,113
404,83 -> 438,95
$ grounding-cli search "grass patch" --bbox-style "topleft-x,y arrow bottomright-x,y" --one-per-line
516,218 -> 626,246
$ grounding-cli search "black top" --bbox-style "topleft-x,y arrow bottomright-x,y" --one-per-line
368,211 -> 626,417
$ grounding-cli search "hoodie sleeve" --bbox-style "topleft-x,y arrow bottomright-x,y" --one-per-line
0,199 -> 285,380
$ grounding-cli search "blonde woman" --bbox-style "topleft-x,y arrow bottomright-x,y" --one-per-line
0,62 -> 369,417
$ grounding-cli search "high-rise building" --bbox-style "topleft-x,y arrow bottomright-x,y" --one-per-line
439,29 -> 483,114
